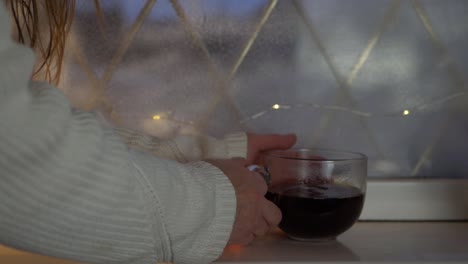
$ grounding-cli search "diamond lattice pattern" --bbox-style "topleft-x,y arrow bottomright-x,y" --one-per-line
60,0 -> 468,178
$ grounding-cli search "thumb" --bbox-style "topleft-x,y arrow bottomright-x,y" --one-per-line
247,134 -> 297,163
250,134 -> 297,151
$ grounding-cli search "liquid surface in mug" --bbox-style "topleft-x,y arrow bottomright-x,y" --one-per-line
266,183 -> 364,240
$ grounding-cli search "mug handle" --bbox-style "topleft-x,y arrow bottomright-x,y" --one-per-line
247,165 -> 272,186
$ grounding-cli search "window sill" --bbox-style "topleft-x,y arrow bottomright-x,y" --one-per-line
218,222 -> 468,263
361,179 -> 468,220
1,222 -> 467,263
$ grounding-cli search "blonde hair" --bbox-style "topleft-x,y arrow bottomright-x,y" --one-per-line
8,0 -> 75,85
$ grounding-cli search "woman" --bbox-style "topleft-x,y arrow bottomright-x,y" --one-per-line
0,1 -> 296,264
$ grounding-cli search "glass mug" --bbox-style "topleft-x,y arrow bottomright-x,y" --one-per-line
249,148 -> 367,242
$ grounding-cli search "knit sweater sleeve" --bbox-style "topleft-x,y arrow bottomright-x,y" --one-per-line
0,4 -> 238,264
114,128 -> 247,163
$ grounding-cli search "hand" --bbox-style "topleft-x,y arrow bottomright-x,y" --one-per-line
246,133 -> 297,164
207,159 -> 282,245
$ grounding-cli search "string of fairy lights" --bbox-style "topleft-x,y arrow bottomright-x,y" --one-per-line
139,91 -> 467,127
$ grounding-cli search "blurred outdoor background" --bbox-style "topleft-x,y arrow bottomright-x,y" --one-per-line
58,0 -> 468,178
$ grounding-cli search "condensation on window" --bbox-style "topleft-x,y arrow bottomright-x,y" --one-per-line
58,0 -> 468,178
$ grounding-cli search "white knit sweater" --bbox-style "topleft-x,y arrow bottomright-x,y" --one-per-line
0,4 -> 247,264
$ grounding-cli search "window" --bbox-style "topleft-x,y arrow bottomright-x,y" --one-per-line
60,0 -> 468,220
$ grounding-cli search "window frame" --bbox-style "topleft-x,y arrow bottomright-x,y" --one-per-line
360,179 -> 468,220
67,1 -> 468,222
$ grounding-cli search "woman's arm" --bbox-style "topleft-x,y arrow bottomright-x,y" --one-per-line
0,4 -> 237,264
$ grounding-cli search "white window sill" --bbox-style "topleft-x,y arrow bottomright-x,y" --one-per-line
362,179 -> 468,220
1,222 -> 467,263
217,222 -> 468,263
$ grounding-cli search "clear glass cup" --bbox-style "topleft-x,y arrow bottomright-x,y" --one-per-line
256,148 -> 367,242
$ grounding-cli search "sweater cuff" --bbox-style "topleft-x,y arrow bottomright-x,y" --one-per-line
224,132 -> 247,159
197,162 -> 237,262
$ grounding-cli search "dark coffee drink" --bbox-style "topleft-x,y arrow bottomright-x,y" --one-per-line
266,183 -> 364,240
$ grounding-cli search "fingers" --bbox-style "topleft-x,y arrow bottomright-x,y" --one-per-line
253,217 -> 269,237
222,158 -> 282,245
247,173 -> 280,236
232,198 -> 280,242
250,198 -> 282,238
261,198 -> 282,227
249,171 -> 268,195
247,133 -> 297,163
250,133 -> 297,151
